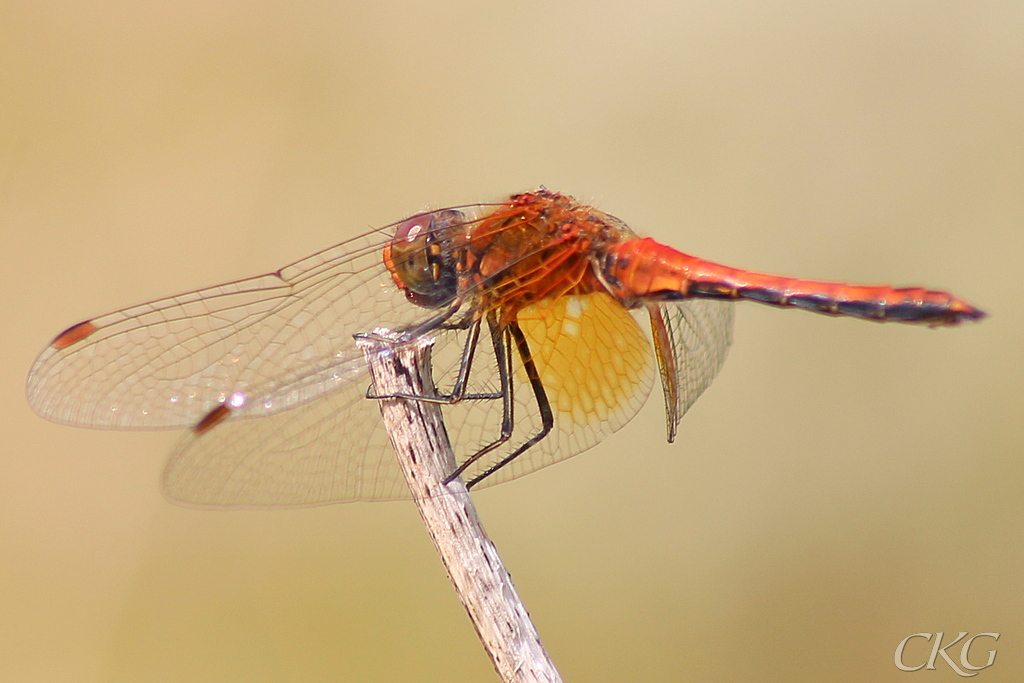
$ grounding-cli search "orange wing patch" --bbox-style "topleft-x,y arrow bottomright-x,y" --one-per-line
516,293 -> 653,428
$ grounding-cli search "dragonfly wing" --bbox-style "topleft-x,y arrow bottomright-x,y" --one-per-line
26,230 -> 432,431
161,365 -> 406,506
163,323 -> 498,506
442,293 -> 657,489
652,300 -> 734,439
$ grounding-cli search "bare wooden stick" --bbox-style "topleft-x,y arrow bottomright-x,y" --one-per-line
357,329 -> 562,683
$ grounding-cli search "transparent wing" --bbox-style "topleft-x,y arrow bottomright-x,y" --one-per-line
656,300 -> 734,437
162,331 -> 489,506
162,363 -> 402,506
26,219 -> 484,431
161,293 -> 657,506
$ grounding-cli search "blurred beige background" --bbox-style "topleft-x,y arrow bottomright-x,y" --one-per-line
2,1 -> 1021,681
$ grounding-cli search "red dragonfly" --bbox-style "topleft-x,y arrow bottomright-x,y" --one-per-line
27,190 -> 984,507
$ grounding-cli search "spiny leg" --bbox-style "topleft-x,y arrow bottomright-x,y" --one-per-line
465,319 -> 554,489
365,312 -> 501,404
445,312 -> 516,484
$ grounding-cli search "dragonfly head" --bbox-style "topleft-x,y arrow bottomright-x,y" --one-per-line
383,209 -> 464,309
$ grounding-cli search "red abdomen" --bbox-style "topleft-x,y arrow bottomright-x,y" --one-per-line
601,238 -> 985,326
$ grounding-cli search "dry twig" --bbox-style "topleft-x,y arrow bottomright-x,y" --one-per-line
358,330 -> 562,683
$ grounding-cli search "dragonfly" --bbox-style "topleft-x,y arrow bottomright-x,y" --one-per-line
26,189 -> 985,507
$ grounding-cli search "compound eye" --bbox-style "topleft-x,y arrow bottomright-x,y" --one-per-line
383,210 -> 463,308
389,214 -> 435,293
394,213 -> 433,245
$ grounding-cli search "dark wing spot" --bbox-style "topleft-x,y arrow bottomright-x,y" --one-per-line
194,404 -> 231,435
51,320 -> 98,349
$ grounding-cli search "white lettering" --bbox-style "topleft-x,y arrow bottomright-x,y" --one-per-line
960,632 -> 999,672
895,633 -> 932,672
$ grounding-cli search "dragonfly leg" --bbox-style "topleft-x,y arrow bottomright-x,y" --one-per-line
364,305 -> 503,405
398,298 -> 463,339
354,296 -> 464,349
464,319 -> 554,489
444,313 -> 516,484
437,308 -> 481,331
365,314 -> 499,403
